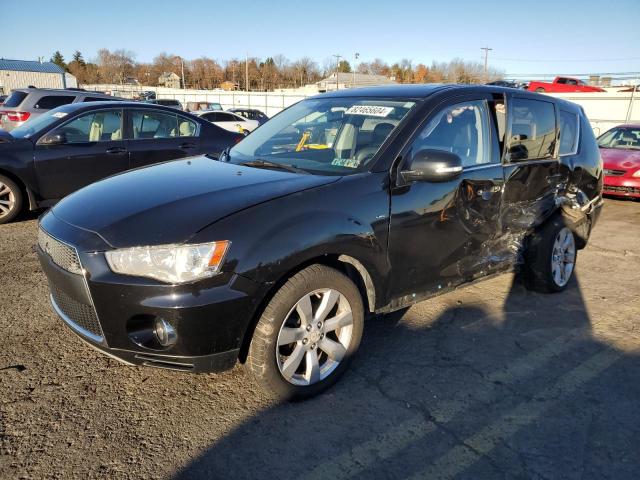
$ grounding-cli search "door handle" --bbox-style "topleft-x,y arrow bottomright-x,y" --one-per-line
180,142 -> 196,150
106,147 -> 127,154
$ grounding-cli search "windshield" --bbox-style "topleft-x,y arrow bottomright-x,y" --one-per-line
228,97 -> 416,175
10,105 -> 76,138
598,127 -> 640,150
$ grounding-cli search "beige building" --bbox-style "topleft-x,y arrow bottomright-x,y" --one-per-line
158,72 -> 181,89
0,59 -> 77,94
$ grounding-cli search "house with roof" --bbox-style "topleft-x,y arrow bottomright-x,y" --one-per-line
0,59 -> 77,95
158,72 -> 181,89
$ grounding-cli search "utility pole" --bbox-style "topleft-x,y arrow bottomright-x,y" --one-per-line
180,57 -> 185,89
481,46 -> 492,83
245,52 -> 249,92
353,52 -> 359,88
333,54 -> 342,90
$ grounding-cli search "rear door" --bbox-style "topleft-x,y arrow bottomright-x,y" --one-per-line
387,93 -> 507,298
126,109 -> 200,169
34,108 -> 127,200
501,94 -> 563,237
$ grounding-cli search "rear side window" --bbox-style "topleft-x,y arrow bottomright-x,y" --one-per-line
559,110 -> 579,156
34,95 -> 76,110
131,110 -> 179,139
3,91 -> 28,108
507,98 -> 556,161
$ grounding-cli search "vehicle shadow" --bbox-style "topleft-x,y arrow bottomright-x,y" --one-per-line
174,272 -> 640,479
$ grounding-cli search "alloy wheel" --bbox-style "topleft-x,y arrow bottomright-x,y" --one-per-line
551,227 -> 576,287
276,288 -> 354,386
0,181 -> 16,219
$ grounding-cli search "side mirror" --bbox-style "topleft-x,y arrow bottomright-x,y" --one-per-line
401,149 -> 463,183
39,132 -> 67,145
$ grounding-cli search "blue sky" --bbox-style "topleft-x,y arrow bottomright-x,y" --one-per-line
3,0 -> 639,78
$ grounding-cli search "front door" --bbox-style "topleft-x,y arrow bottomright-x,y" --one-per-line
34,108 -> 127,200
387,94 -> 507,299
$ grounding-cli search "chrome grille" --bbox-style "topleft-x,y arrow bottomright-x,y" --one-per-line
604,169 -> 625,177
50,283 -> 104,341
38,227 -> 82,274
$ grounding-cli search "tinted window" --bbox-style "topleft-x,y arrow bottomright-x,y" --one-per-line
3,91 -> 28,108
217,113 -> 237,122
411,100 -> 492,168
34,95 -> 76,110
559,110 -> 579,156
201,112 -> 218,122
83,96 -> 112,102
507,98 -> 556,161
131,110 -> 178,139
54,110 -> 123,143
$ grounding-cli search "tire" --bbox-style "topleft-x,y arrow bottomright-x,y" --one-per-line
535,87 -> 545,93
523,217 -> 577,293
0,175 -> 23,225
246,264 -> 364,401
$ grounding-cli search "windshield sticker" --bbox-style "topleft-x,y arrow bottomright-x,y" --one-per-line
345,105 -> 393,117
52,112 -> 68,118
331,158 -> 361,168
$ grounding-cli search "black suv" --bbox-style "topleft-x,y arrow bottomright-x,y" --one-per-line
0,101 -> 241,223
37,85 -> 603,400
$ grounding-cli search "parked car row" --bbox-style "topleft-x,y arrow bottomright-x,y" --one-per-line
0,87 -> 269,134
0,101 -> 243,223
33,84 -> 604,400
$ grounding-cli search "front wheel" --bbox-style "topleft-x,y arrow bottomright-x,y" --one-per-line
246,264 -> 364,400
523,218 -> 577,293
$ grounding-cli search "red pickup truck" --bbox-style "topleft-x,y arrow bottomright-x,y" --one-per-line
527,77 -> 605,93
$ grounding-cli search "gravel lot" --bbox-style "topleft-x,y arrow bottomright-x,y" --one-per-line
1,199 -> 639,480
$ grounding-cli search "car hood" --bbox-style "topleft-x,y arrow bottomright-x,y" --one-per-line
52,156 -> 340,248
600,147 -> 640,170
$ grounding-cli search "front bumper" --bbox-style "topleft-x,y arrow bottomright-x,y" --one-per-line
37,213 -> 266,373
603,175 -> 640,198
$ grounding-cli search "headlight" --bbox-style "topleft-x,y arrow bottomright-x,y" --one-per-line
633,170 -> 640,178
105,241 -> 230,284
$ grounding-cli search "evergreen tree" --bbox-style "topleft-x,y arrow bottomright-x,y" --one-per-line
72,50 -> 85,67
50,51 -> 66,70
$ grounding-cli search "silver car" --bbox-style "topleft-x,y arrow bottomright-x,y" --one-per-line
0,88 -> 119,131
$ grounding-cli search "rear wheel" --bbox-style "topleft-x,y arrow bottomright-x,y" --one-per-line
535,87 -> 546,93
0,175 -> 23,225
523,218 -> 577,292
246,264 -> 364,400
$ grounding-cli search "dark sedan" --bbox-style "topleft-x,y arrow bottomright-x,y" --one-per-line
0,101 -> 242,223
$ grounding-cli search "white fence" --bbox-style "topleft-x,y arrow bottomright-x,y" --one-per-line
85,84 -> 639,135
85,84 -> 309,117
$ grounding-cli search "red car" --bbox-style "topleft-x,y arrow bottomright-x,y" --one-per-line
598,124 -> 640,199
527,77 -> 605,93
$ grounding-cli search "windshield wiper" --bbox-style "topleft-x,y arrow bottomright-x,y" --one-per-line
239,159 -> 309,174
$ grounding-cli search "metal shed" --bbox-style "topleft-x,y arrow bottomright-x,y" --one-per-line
0,59 -> 77,95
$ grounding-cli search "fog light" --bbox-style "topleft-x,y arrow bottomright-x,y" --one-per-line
154,318 -> 177,347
